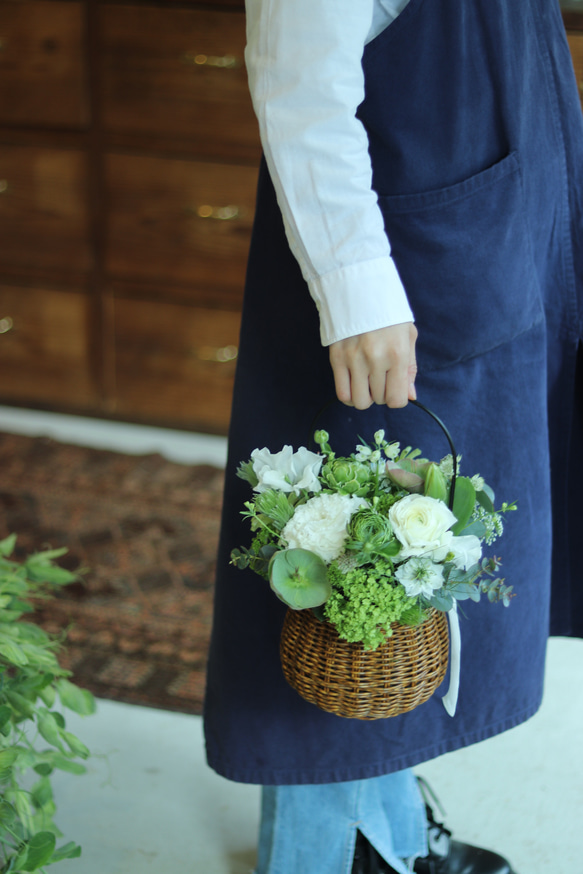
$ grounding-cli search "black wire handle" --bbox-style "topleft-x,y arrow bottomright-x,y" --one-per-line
308,398 -> 458,510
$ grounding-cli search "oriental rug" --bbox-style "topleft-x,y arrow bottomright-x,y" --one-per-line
0,431 -> 224,715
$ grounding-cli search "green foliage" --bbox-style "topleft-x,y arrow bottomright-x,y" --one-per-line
450,476 -> 476,534
324,561 -> 412,650
0,535 -> 94,872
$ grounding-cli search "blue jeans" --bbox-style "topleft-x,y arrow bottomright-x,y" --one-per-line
256,768 -> 428,874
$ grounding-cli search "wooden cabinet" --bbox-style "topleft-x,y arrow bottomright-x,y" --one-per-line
0,2 -> 581,434
0,0 -> 258,434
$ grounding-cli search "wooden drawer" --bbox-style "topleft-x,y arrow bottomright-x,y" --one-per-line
0,285 -> 96,406
0,1 -> 88,129
100,4 -> 260,161
113,296 -> 240,432
567,32 -> 583,108
0,146 -> 91,274
105,153 -> 256,297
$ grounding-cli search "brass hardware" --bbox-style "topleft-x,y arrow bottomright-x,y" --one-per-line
194,204 -> 241,221
180,52 -> 239,69
195,344 -> 238,363
0,180 -> 8,194
0,316 -> 13,334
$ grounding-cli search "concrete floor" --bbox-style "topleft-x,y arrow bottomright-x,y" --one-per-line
1,406 -> 582,874
47,636 -> 582,874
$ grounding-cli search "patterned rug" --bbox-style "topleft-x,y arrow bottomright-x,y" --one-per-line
0,431 -> 224,715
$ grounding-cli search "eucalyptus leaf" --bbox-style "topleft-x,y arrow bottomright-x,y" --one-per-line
428,591 -> 454,611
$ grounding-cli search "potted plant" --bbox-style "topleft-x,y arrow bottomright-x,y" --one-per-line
0,534 -> 95,872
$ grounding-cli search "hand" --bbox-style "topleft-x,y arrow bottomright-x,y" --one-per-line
328,323 -> 418,409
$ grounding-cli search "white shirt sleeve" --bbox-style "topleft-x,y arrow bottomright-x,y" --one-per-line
244,0 -> 414,347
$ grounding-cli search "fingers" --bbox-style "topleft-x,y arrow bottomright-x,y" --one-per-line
329,323 -> 418,409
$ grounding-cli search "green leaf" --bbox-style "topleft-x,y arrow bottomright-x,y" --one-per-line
48,842 -> 82,864
38,686 -> 56,709
0,704 -> 12,729
32,763 -> 53,777
6,690 -> 36,719
51,755 -> 87,776
37,711 -> 64,752
0,535 -> 17,557
0,640 -> 29,667
61,731 -> 90,760
451,477 -> 476,535
269,549 -> 331,610
20,831 -> 56,871
0,799 -> 16,824
31,777 -> 53,810
458,519 -> 487,538
428,591 -> 454,611
423,463 -> 448,503
25,565 -> 76,586
476,487 -> 495,514
56,680 -> 96,716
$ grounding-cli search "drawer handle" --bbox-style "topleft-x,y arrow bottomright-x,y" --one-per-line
0,316 -> 14,334
193,204 -> 241,221
195,345 -> 238,363
181,52 -> 239,69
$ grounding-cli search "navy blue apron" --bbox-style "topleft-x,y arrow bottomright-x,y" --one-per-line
204,0 -> 583,785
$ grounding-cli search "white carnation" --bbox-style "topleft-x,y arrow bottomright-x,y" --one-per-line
282,493 -> 367,563
251,445 -> 323,495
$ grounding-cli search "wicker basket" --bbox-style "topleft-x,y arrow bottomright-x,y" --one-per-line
280,607 -> 449,719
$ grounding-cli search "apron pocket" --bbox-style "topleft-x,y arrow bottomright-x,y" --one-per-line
378,151 -> 544,371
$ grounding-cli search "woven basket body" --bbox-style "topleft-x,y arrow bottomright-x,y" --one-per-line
280,608 -> 449,719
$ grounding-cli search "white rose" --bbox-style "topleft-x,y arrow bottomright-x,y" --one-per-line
251,445 -> 323,495
389,494 -> 457,560
395,557 -> 445,598
449,535 -> 482,570
282,493 -> 367,563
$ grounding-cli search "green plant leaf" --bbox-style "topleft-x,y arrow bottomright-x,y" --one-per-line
0,799 -> 16,824
38,686 -> 56,709
51,756 -> 87,776
37,712 -> 64,752
476,487 -> 495,513
47,841 -> 82,864
0,640 -> 29,667
30,777 -> 53,811
56,680 -> 96,716
61,732 -> 90,760
32,764 -> 53,777
0,535 -> 17,557
0,704 -> 12,730
450,477 -> 476,535
19,831 -> 57,871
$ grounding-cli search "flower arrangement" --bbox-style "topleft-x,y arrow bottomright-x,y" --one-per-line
231,429 -> 516,650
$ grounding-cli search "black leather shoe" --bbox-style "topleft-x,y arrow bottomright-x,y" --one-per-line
413,780 -> 516,874
352,830 -> 393,874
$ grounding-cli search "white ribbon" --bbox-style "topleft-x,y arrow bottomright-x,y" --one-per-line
441,602 -> 461,717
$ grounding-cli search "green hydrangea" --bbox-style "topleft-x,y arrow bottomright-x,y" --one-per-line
324,560 -> 413,650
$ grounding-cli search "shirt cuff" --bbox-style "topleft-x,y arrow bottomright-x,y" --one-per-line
308,256 -> 414,346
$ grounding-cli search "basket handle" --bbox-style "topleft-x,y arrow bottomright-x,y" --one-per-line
309,398 -> 458,510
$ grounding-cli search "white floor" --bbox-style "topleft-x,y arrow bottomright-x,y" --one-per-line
1,406 -> 582,874
48,637 -> 583,874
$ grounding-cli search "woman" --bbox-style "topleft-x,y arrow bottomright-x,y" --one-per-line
204,1 -> 583,871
